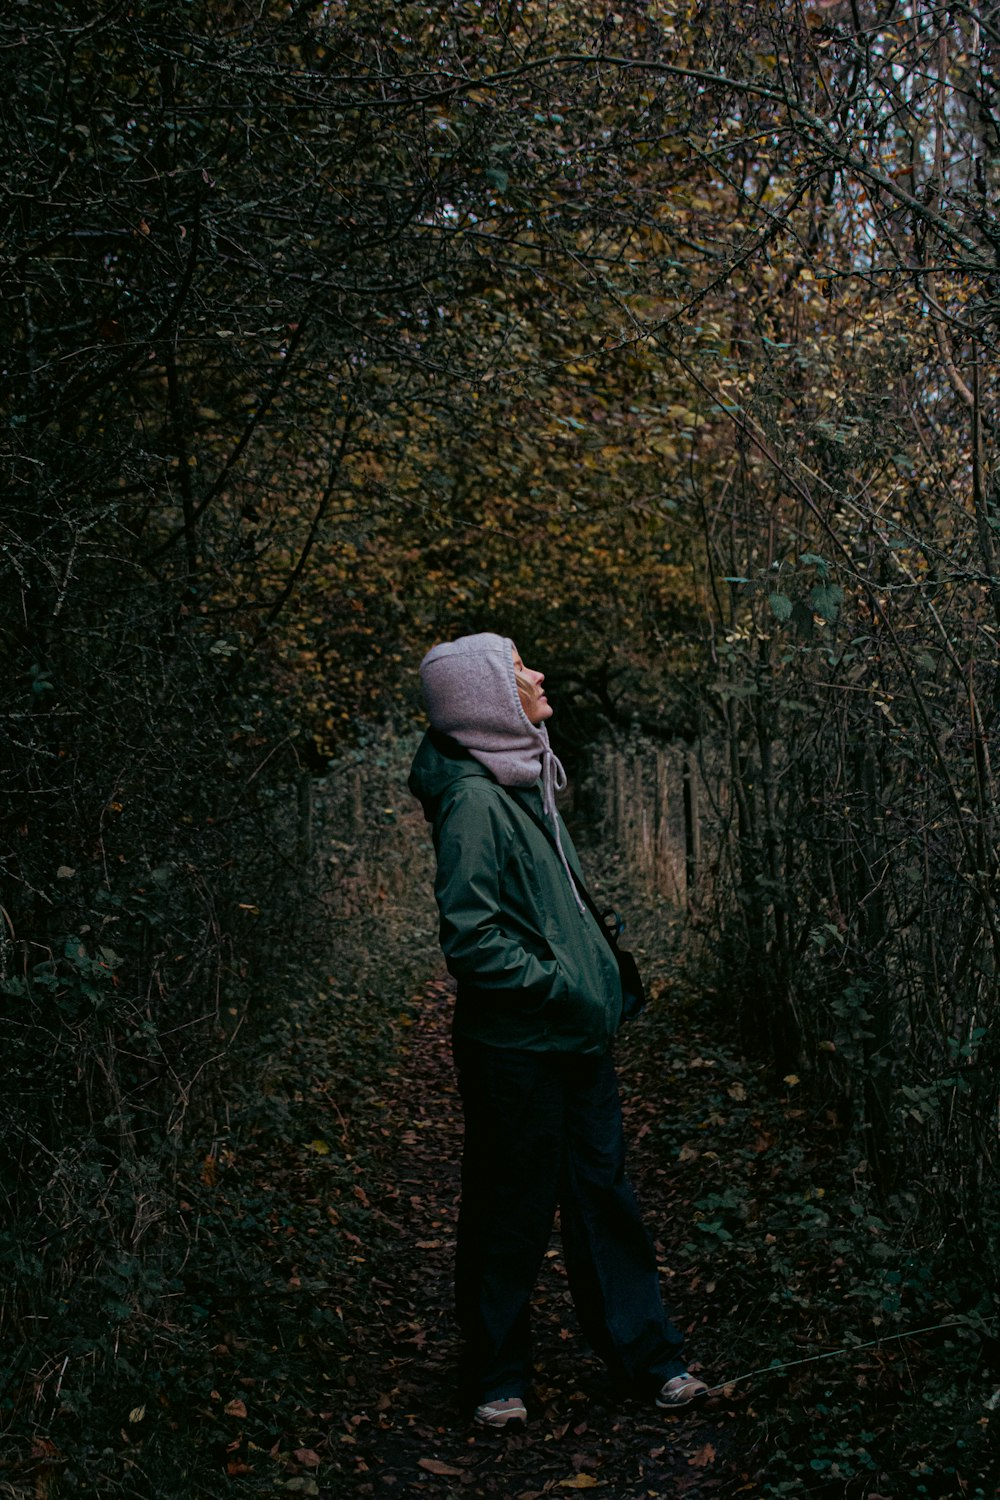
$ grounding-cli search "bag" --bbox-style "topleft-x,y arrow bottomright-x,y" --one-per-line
597,906 -> 646,1023
618,951 -> 646,1022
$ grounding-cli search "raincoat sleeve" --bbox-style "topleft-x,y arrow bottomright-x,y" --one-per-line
432,785 -> 568,1009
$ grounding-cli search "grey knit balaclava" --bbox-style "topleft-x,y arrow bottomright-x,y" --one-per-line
419,632 -> 585,911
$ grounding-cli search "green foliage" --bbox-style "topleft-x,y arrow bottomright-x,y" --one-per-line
623,972 -> 1000,1500
4,0 -> 1000,1487
0,735 -> 437,1496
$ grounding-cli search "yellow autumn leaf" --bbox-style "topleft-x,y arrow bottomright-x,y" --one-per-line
559,1477 -> 601,1490
309,1139 -> 330,1155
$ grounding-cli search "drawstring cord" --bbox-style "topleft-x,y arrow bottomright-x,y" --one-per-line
540,737 -> 586,915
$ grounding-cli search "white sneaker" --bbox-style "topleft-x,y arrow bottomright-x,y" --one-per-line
656,1372 -> 709,1409
474,1395 -> 528,1428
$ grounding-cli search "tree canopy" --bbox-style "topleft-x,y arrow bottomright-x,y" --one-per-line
3,0 -> 1000,1490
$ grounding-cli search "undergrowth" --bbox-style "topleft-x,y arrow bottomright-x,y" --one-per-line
5,733 -> 999,1497
0,732 -> 438,1499
607,865 -> 1000,1498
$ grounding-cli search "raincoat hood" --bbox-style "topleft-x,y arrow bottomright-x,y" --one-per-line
408,726 -> 489,820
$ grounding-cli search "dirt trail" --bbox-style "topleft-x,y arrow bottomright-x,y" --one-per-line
327,976 -> 735,1498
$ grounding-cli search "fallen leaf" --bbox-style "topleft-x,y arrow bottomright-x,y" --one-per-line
559,1477 -> 601,1489
224,1398 -> 247,1418
128,1405 -> 145,1423
688,1442 -> 716,1468
293,1448 -> 321,1467
418,1458 -> 465,1477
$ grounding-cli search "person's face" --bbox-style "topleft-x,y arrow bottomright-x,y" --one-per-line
512,646 -> 553,726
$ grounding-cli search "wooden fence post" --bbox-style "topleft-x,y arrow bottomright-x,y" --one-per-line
635,752 -> 649,877
655,748 -> 669,896
683,747 -> 701,907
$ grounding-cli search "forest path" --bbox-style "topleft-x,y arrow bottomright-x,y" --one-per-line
325,975 -> 739,1499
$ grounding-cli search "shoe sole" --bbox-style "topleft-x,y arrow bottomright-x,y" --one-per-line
474,1403 -> 528,1429
656,1387 -> 709,1410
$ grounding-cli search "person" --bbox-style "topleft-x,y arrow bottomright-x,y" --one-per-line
408,631 -> 708,1429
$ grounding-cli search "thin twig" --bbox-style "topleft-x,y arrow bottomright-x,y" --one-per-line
702,1318 -> 963,1396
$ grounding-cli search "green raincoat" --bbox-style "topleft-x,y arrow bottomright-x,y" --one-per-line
408,729 -> 624,1054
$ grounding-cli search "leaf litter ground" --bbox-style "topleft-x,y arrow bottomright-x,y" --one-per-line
320,971 -> 999,1500
326,976 -> 732,1499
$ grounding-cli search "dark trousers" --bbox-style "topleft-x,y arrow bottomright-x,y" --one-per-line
452,1036 -> 687,1405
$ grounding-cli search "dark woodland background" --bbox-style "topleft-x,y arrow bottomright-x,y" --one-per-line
3,1 -> 1000,1494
